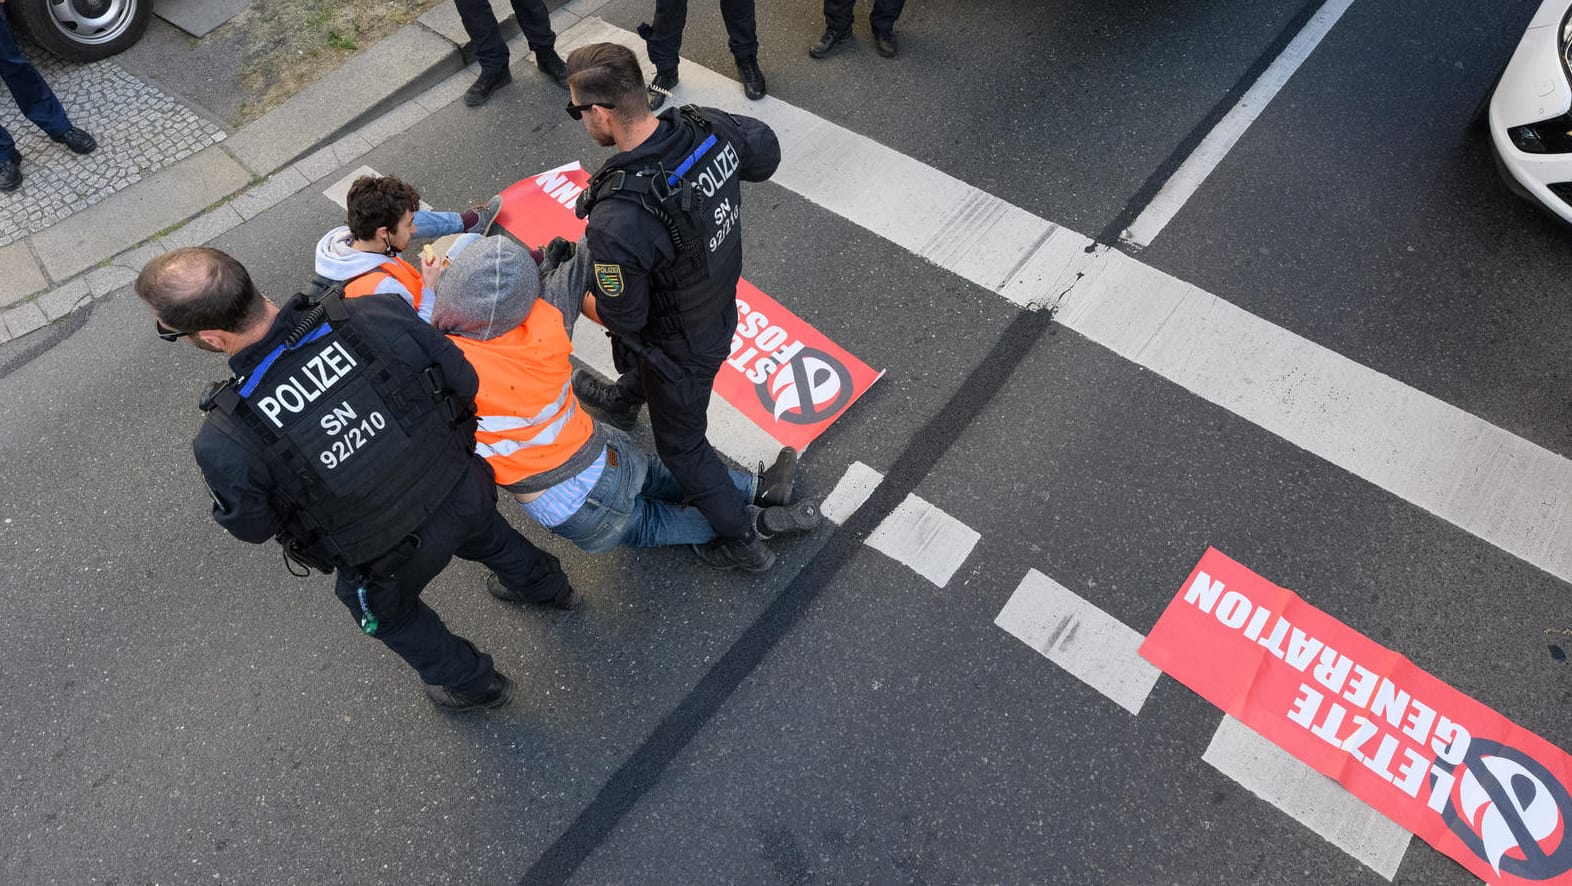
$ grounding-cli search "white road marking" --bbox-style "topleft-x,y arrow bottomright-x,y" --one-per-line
865,494 -> 980,587
1121,0 -> 1357,248
820,461 -> 885,525
1204,716 -> 1412,880
994,569 -> 1160,716
321,165 -> 432,212
561,16 -> 1572,591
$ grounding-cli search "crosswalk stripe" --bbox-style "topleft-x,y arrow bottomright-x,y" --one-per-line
819,461 -> 884,525
1204,715 -> 1413,880
322,166 -> 432,211
865,493 -> 980,587
1121,0 -> 1358,248
994,569 -> 1161,716
560,16 -> 1572,590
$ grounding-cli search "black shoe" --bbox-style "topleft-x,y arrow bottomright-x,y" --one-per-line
873,30 -> 898,58
535,47 -> 568,84
693,536 -> 776,573
0,157 -> 19,192
757,500 -> 821,538
648,69 -> 678,111
52,127 -> 95,155
486,563 -> 577,610
466,194 -> 502,234
425,672 -> 514,711
754,446 -> 798,507
539,236 -> 576,274
464,68 -> 512,107
736,57 -> 766,100
809,28 -> 851,59
572,369 -> 643,431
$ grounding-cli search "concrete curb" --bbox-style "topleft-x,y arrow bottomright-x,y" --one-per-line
0,0 -> 594,345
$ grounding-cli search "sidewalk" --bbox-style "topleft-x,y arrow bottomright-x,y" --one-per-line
0,0 -> 612,345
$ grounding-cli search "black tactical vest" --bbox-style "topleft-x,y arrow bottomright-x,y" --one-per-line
577,106 -> 747,341
201,290 -> 473,570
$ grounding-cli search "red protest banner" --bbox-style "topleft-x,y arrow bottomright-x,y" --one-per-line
714,285 -> 882,450
1140,548 -> 1572,884
496,162 -> 590,246
498,164 -> 882,451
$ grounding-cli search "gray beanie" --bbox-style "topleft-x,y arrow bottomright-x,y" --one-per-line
430,233 -> 541,341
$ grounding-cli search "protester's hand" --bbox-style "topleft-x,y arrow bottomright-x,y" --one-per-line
421,248 -> 444,292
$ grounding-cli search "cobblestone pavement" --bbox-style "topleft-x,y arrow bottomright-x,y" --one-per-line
0,49 -> 227,249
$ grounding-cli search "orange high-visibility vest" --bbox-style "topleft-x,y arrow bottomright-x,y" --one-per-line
451,300 -> 597,488
343,257 -> 425,312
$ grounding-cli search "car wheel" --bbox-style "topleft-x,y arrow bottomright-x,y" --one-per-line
8,0 -> 152,63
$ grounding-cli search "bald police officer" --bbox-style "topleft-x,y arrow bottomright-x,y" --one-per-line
137,247 -> 574,712
563,42 -> 793,573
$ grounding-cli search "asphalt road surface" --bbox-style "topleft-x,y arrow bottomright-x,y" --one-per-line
3,0 -> 1569,883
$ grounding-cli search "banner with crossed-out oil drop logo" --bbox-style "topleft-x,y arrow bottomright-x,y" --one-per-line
1141,548 -> 1572,884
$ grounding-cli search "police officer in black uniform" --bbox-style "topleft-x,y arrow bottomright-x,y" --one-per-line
563,42 -> 793,573
136,246 -> 575,713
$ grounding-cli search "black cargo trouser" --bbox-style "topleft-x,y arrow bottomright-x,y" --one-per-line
644,0 -> 759,73
454,0 -> 557,74
333,457 -> 562,693
824,0 -> 906,34
637,336 -> 754,542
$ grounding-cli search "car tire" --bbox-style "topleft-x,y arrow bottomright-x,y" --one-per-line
8,0 -> 152,63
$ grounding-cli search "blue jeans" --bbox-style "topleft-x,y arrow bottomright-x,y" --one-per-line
412,210 -> 464,239
0,14 -> 70,161
543,429 -> 756,554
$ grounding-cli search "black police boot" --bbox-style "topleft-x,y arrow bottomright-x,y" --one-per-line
486,560 -> 577,610
572,369 -> 643,431
754,446 -> 798,507
535,46 -> 568,84
464,68 -> 512,107
0,155 -> 19,192
693,536 -> 776,573
736,57 -> 767,100
809,29 -> 851,59
648,69 -> 679,111
873,30 -> 898,58
425,671 -> 514,711
755,500 -> 821,539
53,127 -> 96,155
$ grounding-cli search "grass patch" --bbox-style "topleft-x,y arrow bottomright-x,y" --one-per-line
219,0 -> 443,125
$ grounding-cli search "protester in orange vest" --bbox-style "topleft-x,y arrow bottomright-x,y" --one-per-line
314,175 -> 501,321
429,233 -> 818,570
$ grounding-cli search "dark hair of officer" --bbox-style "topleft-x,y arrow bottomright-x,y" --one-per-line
346,175 -> 421,241
565,43 -> 647,124
135,246 -> 267,333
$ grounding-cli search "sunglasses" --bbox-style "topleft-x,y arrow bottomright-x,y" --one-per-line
565,101 -> 615,121
155,319 -> 191,342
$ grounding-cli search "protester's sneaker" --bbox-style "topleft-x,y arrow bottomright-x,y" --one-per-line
486,563 -> 577,610
572,369 -> 643,431
648,69 -> 679,111
52,127 -> 96,155
0,157 -> 19,192
425,672 -> 514,711
756,500 -> 821,538
736,57 -> 766,100
464,68 -> 512,107
535,47 -> 568,84
466,194 -> 502,234
754,447 -> 798,507
693,537 -> 776,573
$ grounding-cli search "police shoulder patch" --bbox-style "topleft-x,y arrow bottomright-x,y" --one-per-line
594,263 -> 624,297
